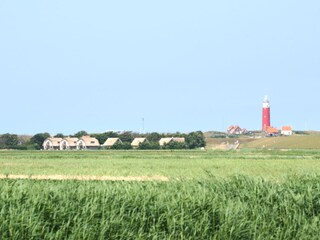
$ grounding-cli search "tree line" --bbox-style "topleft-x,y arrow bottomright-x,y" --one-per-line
0,131 -> 205,150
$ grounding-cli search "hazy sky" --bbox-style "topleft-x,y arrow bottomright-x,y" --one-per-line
1,1 -> 319,135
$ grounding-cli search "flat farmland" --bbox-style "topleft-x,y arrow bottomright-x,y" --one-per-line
1,150 -> 320,180
2,150 -> 320,239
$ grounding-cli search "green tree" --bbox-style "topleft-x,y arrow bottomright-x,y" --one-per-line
54,133 -> 65,138
73,131 -> 88,138
147,132 -> 162,142
186,131 -> 206,149
94,132 -> 119,145
30,133 -> 51,150
0,134 -> 19,149
119,132 -> 134,143
172,132 -> 187,138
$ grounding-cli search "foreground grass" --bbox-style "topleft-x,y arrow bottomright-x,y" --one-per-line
1,150 -> 320,180
1,176 -> 320,239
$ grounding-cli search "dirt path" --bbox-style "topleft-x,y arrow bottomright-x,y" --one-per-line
0,174 -> 169,181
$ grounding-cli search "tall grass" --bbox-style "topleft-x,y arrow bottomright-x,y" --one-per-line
1,176 -> 320,239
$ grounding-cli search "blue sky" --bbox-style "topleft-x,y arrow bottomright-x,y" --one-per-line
1,1 -> 319,135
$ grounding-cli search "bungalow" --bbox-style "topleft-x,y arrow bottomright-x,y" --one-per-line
77,136 -> 100,150
43,138 -> 63,150
131,138 -> 149,148
281,126 -> 293,136
159,137 -> 185,146
102,138 -> 122,148
266,126 -> 279,136
60,137 -> 79,150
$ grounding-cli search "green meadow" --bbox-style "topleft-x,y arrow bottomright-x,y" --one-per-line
0,150 -> 320,180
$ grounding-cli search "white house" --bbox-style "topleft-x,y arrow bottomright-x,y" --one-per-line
281,126 -> 293,136
60,137 -> 79,150
77,136 -> 100,150
42,138 -> 63,150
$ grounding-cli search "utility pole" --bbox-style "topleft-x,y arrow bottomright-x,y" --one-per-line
142,117 -> 145,134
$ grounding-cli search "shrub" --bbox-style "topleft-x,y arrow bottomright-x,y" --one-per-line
138,142 -> 160,150
111,142 -> 132,150
162,141 -> 186,150
212,135 -> 227,138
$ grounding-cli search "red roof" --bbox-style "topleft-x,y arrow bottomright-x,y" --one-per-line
282,126 -> 292,131
266,126 -> 278,134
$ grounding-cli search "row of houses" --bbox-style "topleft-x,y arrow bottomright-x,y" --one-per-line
43,136 -> 99,150
227,125 -> 293,136
42,136 -> 185,150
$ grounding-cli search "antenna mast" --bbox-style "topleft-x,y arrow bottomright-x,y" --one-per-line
142,117 -> 145,134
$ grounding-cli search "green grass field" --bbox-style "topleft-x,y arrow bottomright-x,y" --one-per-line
1,150 -> 320,239
0,150 -> 320,180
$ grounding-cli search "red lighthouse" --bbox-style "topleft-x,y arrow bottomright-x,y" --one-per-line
262,96 -> 270,131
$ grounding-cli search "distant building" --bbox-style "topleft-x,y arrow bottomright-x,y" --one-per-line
227,126 -> 247,135
43,138 -> 63,150
60,137 -> 78,150
131,138 -> 149,148
281,126 -> 293,136
159,137 -> 185,146
262,96 -> 271,131
266,126 -> 279,136
76,136 -> 100,150
43,136 -> 100,150
102,138 -> 122,148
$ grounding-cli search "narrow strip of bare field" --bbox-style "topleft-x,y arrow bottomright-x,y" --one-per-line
0,174 -> 169,181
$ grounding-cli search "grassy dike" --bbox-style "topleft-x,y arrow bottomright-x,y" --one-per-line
1,176 -> 320,239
